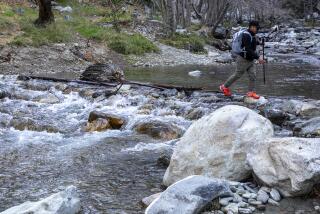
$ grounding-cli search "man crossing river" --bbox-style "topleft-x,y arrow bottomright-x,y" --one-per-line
220,21 -> 266,99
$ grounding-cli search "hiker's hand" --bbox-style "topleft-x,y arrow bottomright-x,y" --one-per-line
258,56 -> 266,64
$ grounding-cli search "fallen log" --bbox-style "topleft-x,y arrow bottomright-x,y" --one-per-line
17,75 -> 204,92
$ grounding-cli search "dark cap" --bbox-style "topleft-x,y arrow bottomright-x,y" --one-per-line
249,20 -> 260,29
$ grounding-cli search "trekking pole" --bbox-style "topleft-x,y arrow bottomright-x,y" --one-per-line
262,37 -> 266,85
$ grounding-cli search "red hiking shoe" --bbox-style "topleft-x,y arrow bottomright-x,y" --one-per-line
247,91 -> 260,99
219,85 -> 232,96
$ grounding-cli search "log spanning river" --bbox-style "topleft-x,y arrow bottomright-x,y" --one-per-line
0,61 -> 319,214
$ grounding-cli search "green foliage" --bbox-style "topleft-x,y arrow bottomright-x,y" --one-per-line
12,19 -> 73,47
108,33 -> 159,55
160,33 -> 206,54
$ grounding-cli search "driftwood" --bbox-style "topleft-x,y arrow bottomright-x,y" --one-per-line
17,75 -> 203,92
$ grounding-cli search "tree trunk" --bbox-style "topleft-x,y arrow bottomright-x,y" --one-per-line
35,0 -> 54,26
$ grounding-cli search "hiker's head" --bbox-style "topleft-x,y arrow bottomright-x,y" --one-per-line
248,21 -> 260,34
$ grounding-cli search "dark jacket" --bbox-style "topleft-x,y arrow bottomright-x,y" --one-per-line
240,30 -> 259,61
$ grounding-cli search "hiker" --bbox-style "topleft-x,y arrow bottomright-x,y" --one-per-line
220,21 -> 266,99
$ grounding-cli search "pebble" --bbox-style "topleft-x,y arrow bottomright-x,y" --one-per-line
223,203 -> 239,213
219,197 -> 234,206
236,189 -> 247,196
257,189 -> 269,204
238,202 -> 249,208
229,181 -> 241,186
238,208 -> 252,214
242,193 -> 257,199
268,198 -> 280,206
270,188 -> 281,201
244,185 -> 257,193
248,199 -> 262,206
233,193 -> 243,203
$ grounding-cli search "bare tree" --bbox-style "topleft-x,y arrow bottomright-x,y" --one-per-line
35,0 -> 54,26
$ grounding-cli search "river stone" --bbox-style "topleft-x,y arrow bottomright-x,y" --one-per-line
256,189 -> 269,204
86,118 -> 111,132
238,208 -> 252,214
141,193 -> 162,208
10,117 -> 60,133
223,203 -> 239,213
268,198 -> 280,206
219,197 -> 234,206
134,119 -> 183,140
293,117 -> 320,137
282,100 -> 320,117
80,63 -> 124,83
88,111 -> 125,129
0,186 -> 80,214
163,105 -> 274,186
270,188 -> 281,201
244,96 -> 268,106
145,175 -> 232,214
248,137 -> 320,196
33,93 -> 61,104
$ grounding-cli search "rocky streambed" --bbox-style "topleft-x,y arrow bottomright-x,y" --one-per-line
0,74 -> 319,213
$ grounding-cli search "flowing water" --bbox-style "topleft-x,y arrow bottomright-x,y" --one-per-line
0,62 -> 319,214
126,63 -> 320,99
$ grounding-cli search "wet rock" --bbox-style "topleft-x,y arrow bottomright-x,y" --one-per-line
163,105 -> 274,186
88,111 -> 126,129
157,152 -> 172,168
268,198 -> 280,206
1,186 -> 80,214
33,93 -> 61,104
219,197 -> 233,206
261,109 -> 289,126
270,188 -> 281,202
145,175 -> 232,214
134,119 -> 183,140
10,117 -> 60,133
141,193 -> 162,208
248,137 -> 320,196
0,89 -> 9,99
244,96 -> 268,106
223,203 -> 239,213
293,117 -> 320,137
80,63 -> 124,83
282,100 -> 320,117
185,107 -> 205,120
86,118 -> 111,132
242,193 -> 257,199
256,189 -> 269,204
238,208 -> 252,214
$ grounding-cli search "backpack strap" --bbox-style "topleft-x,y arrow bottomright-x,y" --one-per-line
242,30 -> 253,43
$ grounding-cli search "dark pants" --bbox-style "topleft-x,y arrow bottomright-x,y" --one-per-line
224,56 -> 256,92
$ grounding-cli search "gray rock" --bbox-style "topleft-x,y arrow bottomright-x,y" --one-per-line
219,197 -> 234,206
0,186 -> 80,214
238,202 -> 249,208
257,189 -> 269,204
223,203 -> 239,213
232,194 -> 243,203
248,199 -> 262,206
80,63 -> 124,83
268,198 -> 280,206
293,117 -> 320,137
238,208 -> 252,214
242,193 -> 257,199
270,188 -> 281,201
145,175 -> 232,214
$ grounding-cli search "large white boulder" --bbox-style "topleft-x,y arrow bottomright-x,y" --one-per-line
1,186 -> 80,214
163,105 -> 274,186
145,175 -> 231,214
248,137 -> 320,197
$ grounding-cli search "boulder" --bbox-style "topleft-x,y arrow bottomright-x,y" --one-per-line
1,186 -> 80,214
87,111 -> 126,130
212,26 -> 228,39
293,117 -> 320,137
163,105 -> 274,186
248,137 -> 320,196
80,63 -> 124,83
134,119 -> 183,140
145,175 -> 232,214
282,100 -> 320,117
85,118 -> 111,132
